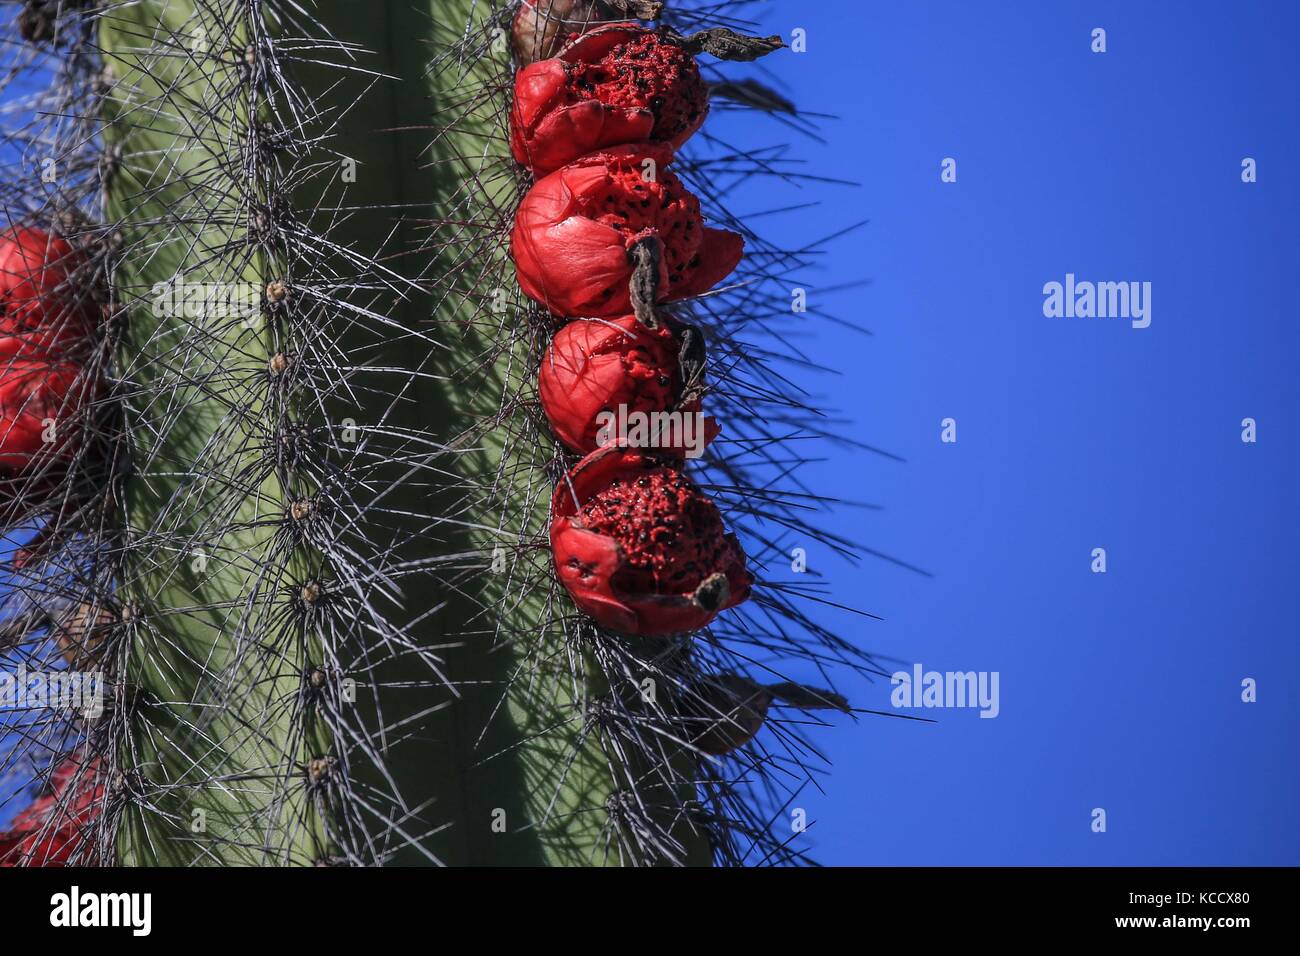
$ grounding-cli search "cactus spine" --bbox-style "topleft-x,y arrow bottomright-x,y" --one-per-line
2,0 -> 871,867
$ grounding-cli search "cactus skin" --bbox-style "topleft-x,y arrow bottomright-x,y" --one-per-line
100,1 -> 331,865
4,0 -> 870,868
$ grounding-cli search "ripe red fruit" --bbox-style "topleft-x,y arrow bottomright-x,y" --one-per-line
551,445 -> 752,635
0,228 -> 96,482
512,24 -> 708,176
512,144 -> 742,317
0,360 -> 87,478
0,227 -> 95,361
538,313 -> 718,455
0,755 -> 102,867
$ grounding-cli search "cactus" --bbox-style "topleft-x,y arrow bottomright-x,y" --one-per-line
1,0 -> 877,867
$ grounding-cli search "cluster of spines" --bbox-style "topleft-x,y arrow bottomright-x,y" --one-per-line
0,0 -> 455,866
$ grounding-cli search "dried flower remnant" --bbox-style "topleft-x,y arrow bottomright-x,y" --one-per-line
686,676 -> 850,755
511,0 -> 664,64
660,25 -> 784,62
55,604 -> 116,669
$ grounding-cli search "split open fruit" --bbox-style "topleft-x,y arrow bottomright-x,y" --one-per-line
551,444 -> 751,635
512,24 -> 708,176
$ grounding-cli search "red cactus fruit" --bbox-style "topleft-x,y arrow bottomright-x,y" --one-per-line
0,228 -> 95,483
0,359 -> 86,477
538,313 -> 718,456
0,755 -> 102,867
512,144 -> 742,317
512,24 -> 708,176
551,444 -> 751,635
0,227 -> 95,361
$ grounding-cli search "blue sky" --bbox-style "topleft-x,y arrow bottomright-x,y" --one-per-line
718,0 -> 1300,864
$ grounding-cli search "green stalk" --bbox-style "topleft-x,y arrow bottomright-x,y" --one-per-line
103,1 -> 327,865
332,0 -> 635,866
